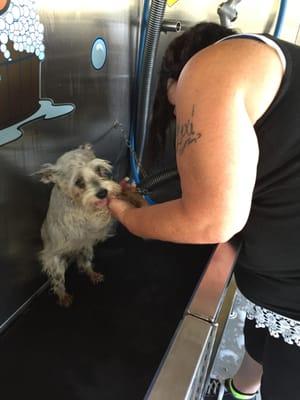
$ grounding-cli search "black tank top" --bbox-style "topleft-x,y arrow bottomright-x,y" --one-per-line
230,34 -> 300,320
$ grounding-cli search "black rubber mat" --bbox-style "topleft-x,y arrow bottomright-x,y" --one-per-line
0,226 -> 213,400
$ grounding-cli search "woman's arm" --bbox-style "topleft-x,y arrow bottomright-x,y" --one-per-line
109,39 -> 283,243
108,196 -> 221,243
109,79 -> 257,244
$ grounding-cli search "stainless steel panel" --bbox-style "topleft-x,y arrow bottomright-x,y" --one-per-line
162,0 -> 277,34
187,240 -> 241,323
0,0 -> 138,324
146,315 -> 216,400
1,1 -> 136,172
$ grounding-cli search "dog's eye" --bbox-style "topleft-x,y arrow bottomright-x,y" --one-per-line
95,165 -> 112,179
75,176 -> 85,189
95,166 -> 105,176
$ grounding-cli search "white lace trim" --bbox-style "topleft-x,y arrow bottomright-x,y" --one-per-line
242,295 -> 300,346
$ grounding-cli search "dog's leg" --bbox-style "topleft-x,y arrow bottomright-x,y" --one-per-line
41,252 -> 73,307
77,247 -> 104,285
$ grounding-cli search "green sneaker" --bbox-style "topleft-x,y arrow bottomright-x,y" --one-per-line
205,379 -> 257,400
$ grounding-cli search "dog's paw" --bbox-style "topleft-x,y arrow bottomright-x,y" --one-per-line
90,271 -> 104,285
58,293 -> 73,307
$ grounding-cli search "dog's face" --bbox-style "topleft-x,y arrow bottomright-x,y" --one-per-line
36,144 -> 120,210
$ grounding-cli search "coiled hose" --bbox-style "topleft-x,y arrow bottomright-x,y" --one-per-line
135,0 -> 167,169
137,167 -> 181,203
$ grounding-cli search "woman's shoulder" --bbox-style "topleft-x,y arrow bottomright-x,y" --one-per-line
179,36 -> 284,124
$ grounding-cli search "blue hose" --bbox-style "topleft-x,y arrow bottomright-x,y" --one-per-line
129,0 -> 166,205
129,0 -> 156,204
136,0 -> 167,165
129,0 -> 150,185
274,0 -> 288,37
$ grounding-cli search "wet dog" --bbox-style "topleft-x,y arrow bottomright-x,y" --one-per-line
36,144 -> 142,307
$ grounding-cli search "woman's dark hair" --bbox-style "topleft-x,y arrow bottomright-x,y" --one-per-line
148,22 -> 237,157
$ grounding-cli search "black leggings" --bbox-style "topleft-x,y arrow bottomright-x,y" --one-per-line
244,318 -> 300,400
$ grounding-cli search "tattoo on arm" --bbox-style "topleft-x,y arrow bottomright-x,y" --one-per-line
176,105 -> 202,156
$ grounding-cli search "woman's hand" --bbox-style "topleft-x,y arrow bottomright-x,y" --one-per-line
108,197 -> 135,224
108,178 -> 148,224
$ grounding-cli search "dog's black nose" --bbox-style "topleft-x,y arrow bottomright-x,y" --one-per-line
96,189 -> 108,199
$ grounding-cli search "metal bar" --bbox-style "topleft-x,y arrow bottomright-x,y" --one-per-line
0,280 -> 49,335
186,240 -> 241,323
161,20 -> 182,33
146,239 -> 241,399
146,315 -> 216,400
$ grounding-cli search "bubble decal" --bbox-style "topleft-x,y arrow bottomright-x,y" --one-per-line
0,0 -> 45,61
0,0 -> 75,147
91,37 -> 107,70
0,1 -> 11,16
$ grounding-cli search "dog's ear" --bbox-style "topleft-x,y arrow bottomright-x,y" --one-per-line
32,163 -> 59,184
79,143 -> 92,151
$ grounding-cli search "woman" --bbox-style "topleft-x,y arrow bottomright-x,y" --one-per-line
108,22 -> 300,399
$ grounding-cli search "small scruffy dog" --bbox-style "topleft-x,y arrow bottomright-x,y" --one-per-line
36,144 -> 140,307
